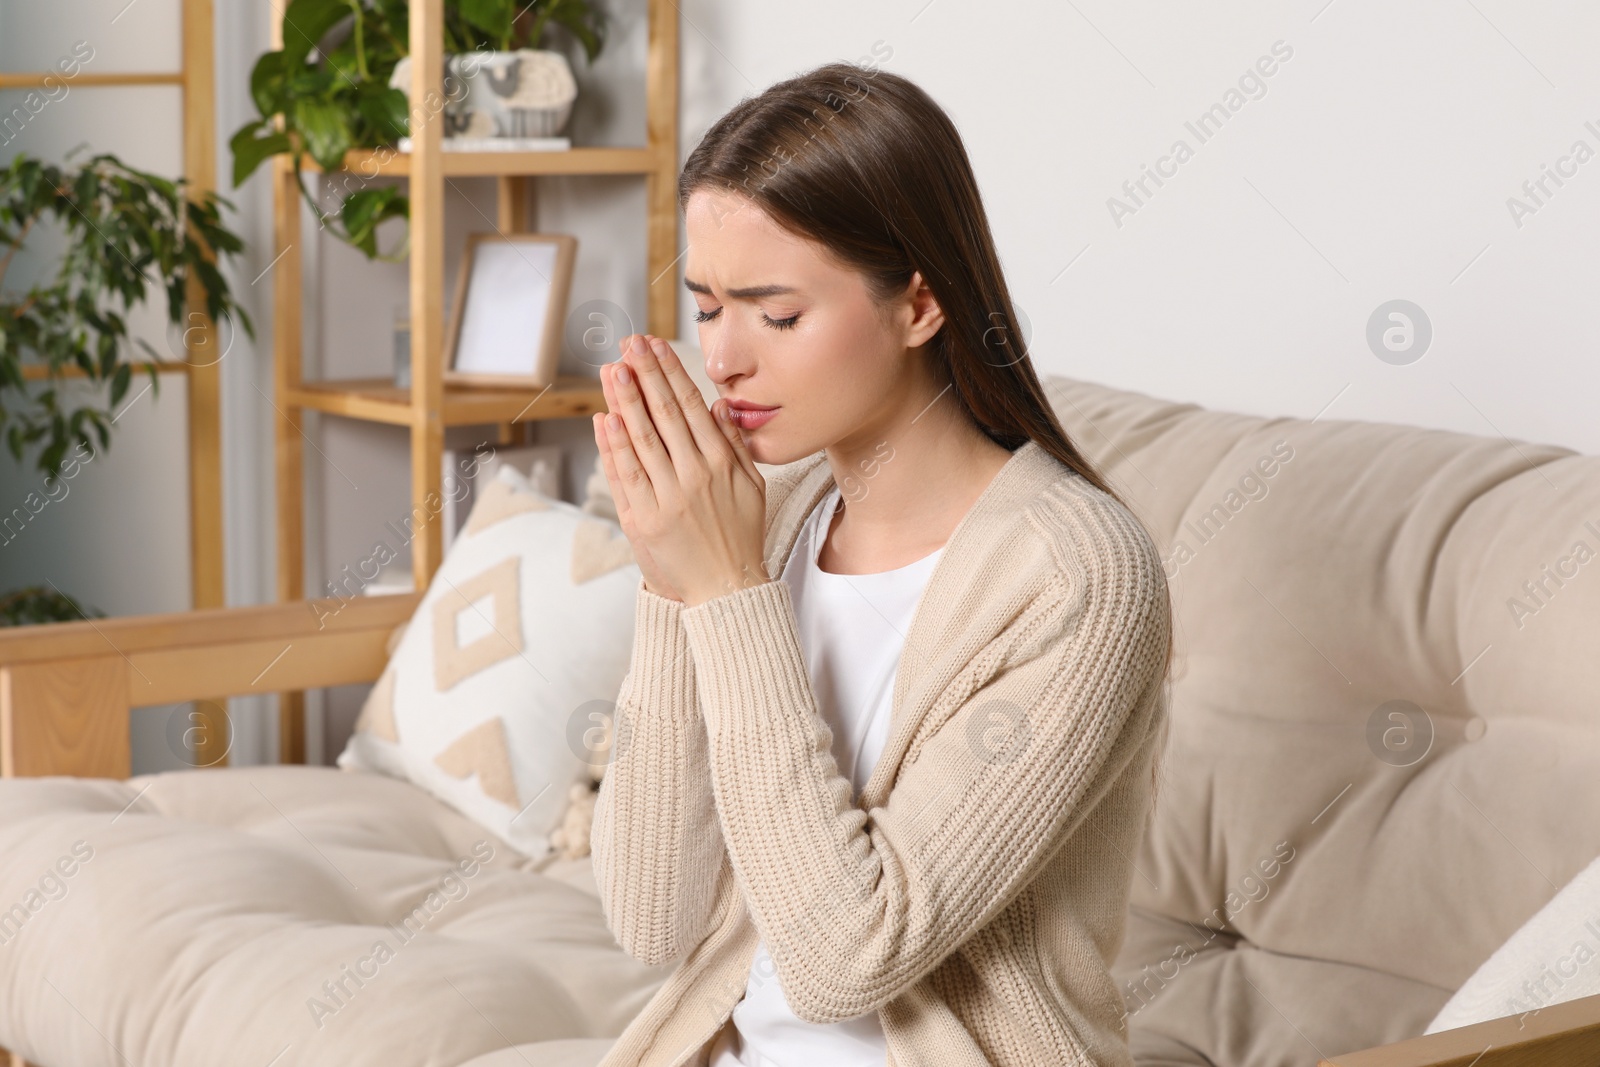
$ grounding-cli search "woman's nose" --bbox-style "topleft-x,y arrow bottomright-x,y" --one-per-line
702,334 -> 746,385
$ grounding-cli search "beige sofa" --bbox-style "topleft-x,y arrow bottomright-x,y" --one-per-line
2,369 -> 1598,1067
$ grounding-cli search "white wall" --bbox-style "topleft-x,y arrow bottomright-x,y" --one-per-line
3,0 -> 1596,769
712,1 -> 1599,455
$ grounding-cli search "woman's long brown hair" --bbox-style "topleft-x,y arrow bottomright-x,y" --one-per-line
678,61 -> 1177,800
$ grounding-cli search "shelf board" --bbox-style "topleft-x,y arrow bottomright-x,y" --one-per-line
288,375 -> 606,427
0,72 -> 184,89
301,146 -> 659,178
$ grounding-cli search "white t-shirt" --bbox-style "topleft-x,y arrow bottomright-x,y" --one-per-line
708,485 -> 944,1067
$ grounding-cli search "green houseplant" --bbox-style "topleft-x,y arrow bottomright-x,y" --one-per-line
0,149 -> 253,625
229,0 -> 606,259
0,150 -> 252,480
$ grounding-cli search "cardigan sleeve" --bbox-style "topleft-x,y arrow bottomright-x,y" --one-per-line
590,577 -> 727,967
676,539 -> 1170,1024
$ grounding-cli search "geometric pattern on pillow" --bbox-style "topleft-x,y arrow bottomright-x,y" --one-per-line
433,716 -> 518,807
571,518 -> 635,585
432,556 -> 524,691
465,473 -> 550,535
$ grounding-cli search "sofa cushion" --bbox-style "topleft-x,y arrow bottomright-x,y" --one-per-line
457,1038 -> 615,1067
0,765 -> 671,1067
338,462 -> 642,861
1039,374 -> 1600,1065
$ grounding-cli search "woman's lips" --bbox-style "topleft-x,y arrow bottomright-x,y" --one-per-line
726,405 -> 779,429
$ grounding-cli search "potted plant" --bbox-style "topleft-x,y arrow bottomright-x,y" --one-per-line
0,586 -> 105,627
0,149 -> 253,623
229,0 -> 606,260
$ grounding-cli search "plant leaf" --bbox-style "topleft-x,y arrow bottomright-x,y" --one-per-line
249,50 -> 289,117
458,0 -> 514,44
291,98 -> 355,171
229,121 -> 293,187
109,362 -> 131,407
279,0 -> 354,69
357,85 -> 411,143
340,186 -> 408,257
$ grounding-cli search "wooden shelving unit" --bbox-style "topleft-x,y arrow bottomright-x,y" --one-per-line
270,0 -> 680,763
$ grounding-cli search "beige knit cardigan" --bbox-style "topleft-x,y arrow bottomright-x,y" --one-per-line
590,438 -> 1172,1067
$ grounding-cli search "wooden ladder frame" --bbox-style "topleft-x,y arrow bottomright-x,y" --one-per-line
0,0 -> 233,770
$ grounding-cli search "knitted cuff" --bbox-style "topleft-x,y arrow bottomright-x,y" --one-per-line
618,576 -> 696,724
679,578 -> 805,740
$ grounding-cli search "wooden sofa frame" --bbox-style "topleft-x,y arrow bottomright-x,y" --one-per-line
0,594 -> 1596,1067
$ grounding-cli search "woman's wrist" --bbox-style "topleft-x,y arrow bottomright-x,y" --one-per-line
678,562 -> 775,609
641,577 -> 684,603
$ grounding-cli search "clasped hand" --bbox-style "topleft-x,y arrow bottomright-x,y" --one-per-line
593,334 -> 769,607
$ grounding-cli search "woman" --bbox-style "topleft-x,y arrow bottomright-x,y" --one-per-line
589,61 -> 1175,1067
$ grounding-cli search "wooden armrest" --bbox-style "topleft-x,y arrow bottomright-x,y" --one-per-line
1319,990 -> 1600,1067
0,592 -> 419,779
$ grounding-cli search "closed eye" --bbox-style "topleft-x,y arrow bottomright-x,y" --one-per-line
692,306 -> 801,331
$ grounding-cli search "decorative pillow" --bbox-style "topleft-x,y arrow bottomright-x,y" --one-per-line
337,463 -> 641,861
1424,852 -> 1600,1033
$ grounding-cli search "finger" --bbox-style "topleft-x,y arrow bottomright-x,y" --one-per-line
608,340 -> 678,497
638,335 -> 725,467
603,407 -> 659,516
592,412 -> 633,527
623,334 -> 703,468
599,366 -> 659,515
712,397 -> 763,487
597,364 -> 637,520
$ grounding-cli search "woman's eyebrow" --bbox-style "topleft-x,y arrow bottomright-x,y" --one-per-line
684,277 -> 799,299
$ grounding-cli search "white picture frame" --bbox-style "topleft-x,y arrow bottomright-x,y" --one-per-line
443,232 -> 577,389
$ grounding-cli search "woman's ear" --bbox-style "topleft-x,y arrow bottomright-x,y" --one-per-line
904,269 -> 945,348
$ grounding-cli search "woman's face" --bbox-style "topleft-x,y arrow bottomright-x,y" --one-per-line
683,188 -> 942,467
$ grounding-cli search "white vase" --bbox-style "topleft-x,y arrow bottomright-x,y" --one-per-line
391,48 -> 578,141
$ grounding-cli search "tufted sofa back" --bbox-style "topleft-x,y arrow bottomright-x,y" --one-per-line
1041,373 -> 1600,1064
